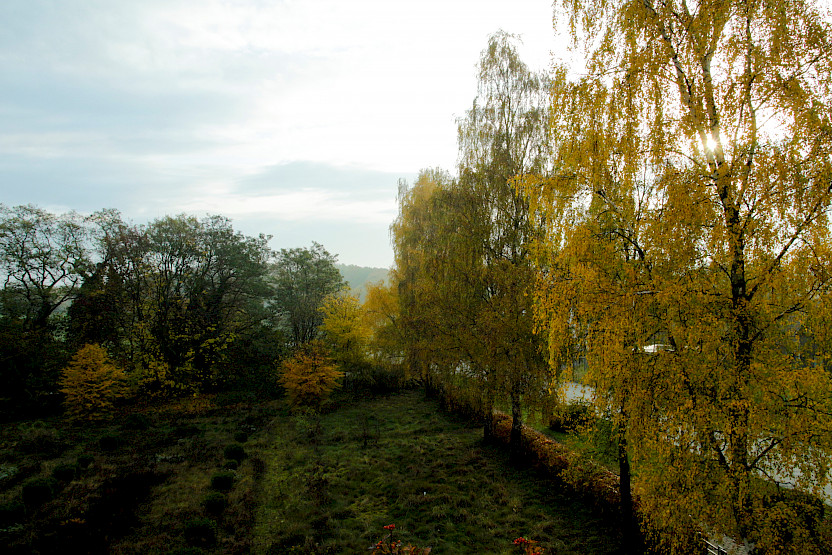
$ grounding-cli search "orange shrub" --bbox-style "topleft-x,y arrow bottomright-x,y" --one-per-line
59,343 -> 127,420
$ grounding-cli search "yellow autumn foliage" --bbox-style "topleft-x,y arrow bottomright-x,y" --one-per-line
59,343 -> 128,420
279,341 -> 343,410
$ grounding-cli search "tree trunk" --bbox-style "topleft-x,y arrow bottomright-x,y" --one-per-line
617,420 -> 639,552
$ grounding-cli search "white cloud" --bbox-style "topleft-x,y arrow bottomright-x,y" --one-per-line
0,0 -> 558,265
181,188 -> 396,224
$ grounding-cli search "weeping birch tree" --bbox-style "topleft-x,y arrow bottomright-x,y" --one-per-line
525,0 -> 832,550
456,31 -> 550,456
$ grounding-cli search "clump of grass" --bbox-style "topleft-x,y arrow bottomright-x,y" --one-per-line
52,462 -> 79,482
22,476 -> 58,508
77,454 -> 95,468
223,443 -> 247,462
0,500 -> 25,527
233,431 -> 249,443
210,471 -> 235,492
99,433 -> 122,451
170,425 -> 200,439
124,413 -> 152,430
183,517 -> 216,547
17,421 -> 64,456
203,492 -> 228,516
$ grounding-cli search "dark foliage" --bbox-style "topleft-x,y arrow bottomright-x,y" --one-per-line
202,492 -> 228,516
223,443 -> 247,462
183,517 -> 217,547
21,476 -> 58,508
210,471 -> 235,492
98,433 -> 122,452
52,462 -> 79,482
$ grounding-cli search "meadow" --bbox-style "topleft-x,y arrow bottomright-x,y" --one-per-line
1,390 -> 621,554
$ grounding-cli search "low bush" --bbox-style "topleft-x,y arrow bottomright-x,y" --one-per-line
183,517 -> 217,547
52,462 -> 79,482
17,421 -> 64,456
210,471 -> 235,492
99,433 -> 122,451
223,443 -> 247,462
233,431 -> 248,443
170,425 -> 200,439
21,476 -> 58,508
0,500 -> 25,527
223,460 -> 239,471
124,413 -> 151,430
202,492 -> 228,516
77,454 -> 94,468
548,401 -> 591,433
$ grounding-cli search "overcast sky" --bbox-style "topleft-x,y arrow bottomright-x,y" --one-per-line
0,0 -> 559,268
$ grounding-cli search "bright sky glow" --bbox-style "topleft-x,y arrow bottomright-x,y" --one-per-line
0,0 -> 559,267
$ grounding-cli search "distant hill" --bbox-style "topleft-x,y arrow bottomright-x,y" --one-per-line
336,264 -> 389,301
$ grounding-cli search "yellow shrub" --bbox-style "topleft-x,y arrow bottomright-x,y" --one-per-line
279,341 -> 343,410
59,344 -> 128,420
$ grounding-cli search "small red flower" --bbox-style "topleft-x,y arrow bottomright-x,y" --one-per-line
384,524 -> 396,530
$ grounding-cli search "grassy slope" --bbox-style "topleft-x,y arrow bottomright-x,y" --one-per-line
1,391 -> 620,554
254,391 -> 620,554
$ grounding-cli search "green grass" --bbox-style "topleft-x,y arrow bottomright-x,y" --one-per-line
0,390 -> 622,554
254,391 -> 620,554
0,394 -> 272,554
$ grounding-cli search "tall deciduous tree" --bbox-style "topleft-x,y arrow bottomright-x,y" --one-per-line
0,204 -> 90,409
456,31 -> 549,456
319,292 -> 370,375
526,0 -> 832,549
271,242 -> 345,348
74,213 -> 273,391
0,204 -> 89,330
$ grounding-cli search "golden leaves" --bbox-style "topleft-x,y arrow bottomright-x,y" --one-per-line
59,344 -> 127,421
279,341 -> 343,411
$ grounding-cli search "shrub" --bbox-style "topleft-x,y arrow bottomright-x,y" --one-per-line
77,454 -> 94,468
99,433 -> 122,451
202,492 -> 228,516
124,413 -> 151,430
223,443 -> 247,462
183,517 -> 217,547
170,425 -> 200,439
223,460 -> 239,471
279,341 -> 343,410
17,421 -> 64,456
59,344 -> 127,421
52,462 -> 79,482
549,401 -> 591,433
21,476 -> 58,508
233,431 -> 249,443
0,500 -> 24,527
210,471 -> 234,492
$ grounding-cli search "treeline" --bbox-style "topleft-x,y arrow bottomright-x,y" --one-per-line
383,4 -> 832,553
0,206 -> 390,416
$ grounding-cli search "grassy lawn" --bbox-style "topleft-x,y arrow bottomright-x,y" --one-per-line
1,390 -> 621,554
254,391 -> 621,554
0,393 -> 274,554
